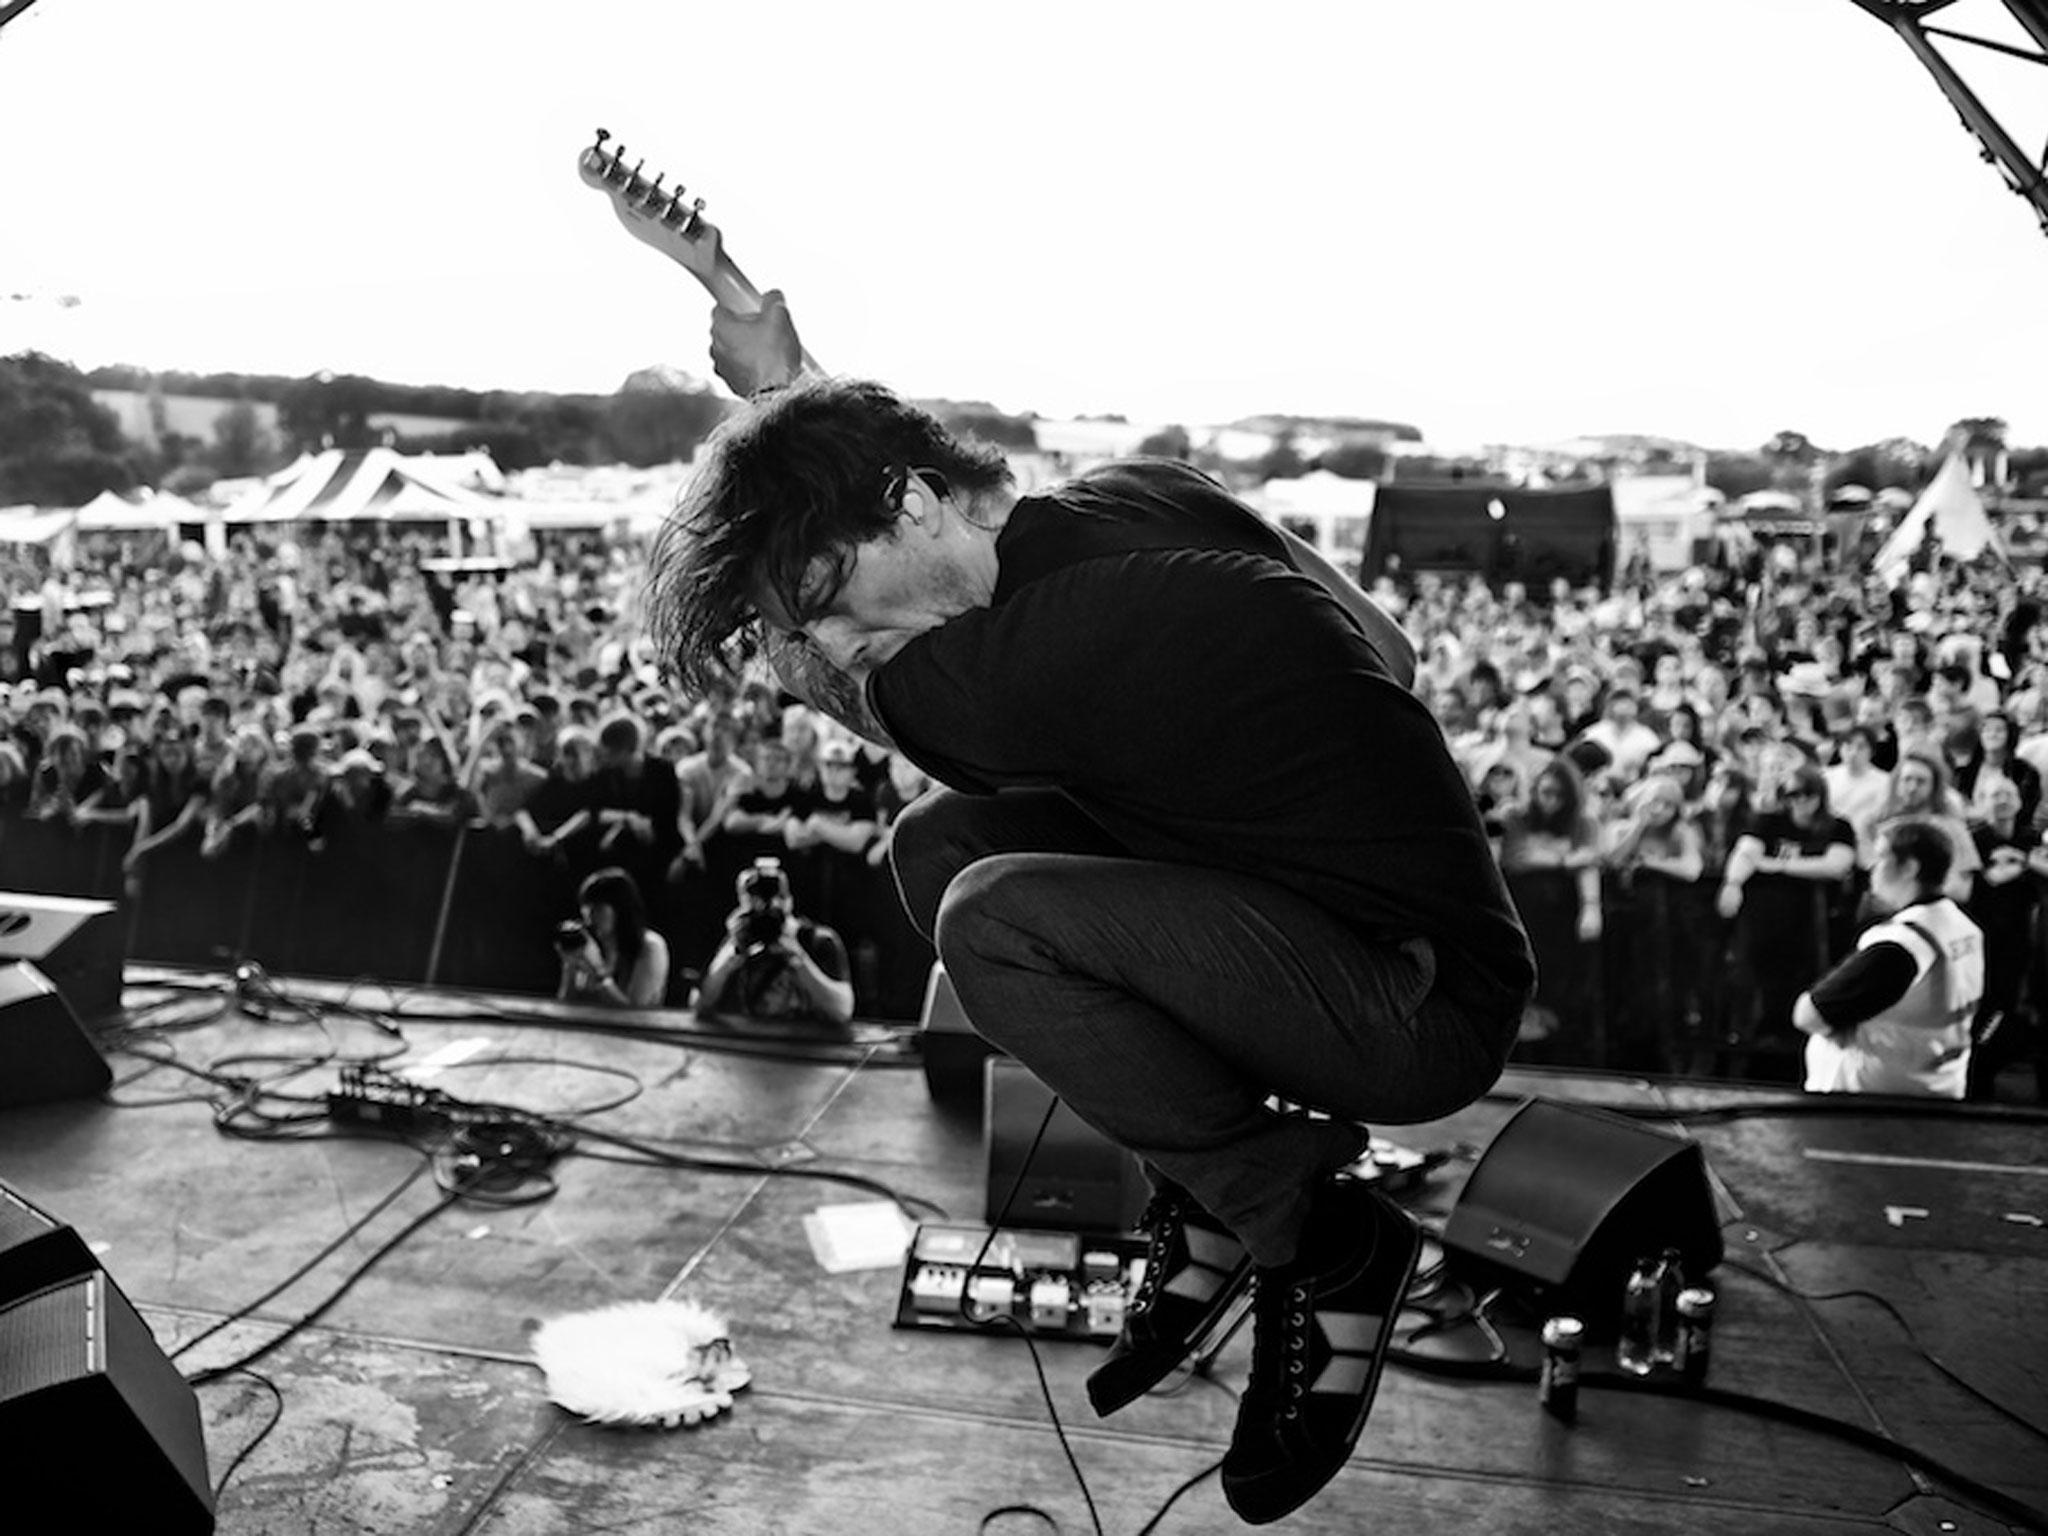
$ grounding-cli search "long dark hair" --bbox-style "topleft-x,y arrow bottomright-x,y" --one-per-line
579,866 -> 648,980
1524,756 -> 1587,836
647,376 -> 1012,695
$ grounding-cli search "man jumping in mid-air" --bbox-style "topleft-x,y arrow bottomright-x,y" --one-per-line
646,296 -> 1534,1524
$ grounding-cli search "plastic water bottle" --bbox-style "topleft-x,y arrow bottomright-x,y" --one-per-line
1652,1247 -> 1685,1366
1616,1256 -> 1661,1376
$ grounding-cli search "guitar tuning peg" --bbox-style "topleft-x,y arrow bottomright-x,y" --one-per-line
681,195 -> 705,232
605,140 -> 626,176
592,127 -> 611,149
642,172 -> 665,208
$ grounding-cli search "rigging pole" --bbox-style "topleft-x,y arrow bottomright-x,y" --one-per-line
1848,0 -> 2048,234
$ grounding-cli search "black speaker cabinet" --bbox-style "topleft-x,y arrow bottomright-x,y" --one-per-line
919,963 -> 1002,1112
1441,1097 -> 1723,1332
0,961 -> 113,1109
0,891 -> 125,1021
0,1268 -> 213,1532
984,1056 -> 1149,1234
0,1178 -> 98,1302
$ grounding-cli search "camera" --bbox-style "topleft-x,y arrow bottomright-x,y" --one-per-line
734,858 -> 792,958
554,918 -> 591,955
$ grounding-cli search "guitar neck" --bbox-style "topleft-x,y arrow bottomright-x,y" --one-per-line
687,249 -> 823,377
578,133 -> 822,377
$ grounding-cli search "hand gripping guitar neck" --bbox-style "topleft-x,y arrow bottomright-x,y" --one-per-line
576,128 -> 821,375
578,131 -> 891,747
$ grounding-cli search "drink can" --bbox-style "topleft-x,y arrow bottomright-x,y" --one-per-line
1539,1315 -> 1583,1422
1675,1286 -> 1715,1386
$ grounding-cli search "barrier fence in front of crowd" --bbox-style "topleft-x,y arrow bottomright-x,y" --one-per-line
1,804 -> 1866,1083
0,810 -> 571,999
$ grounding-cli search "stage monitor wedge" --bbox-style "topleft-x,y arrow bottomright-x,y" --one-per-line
0,1268 -> 215,1532
1441,1096 -> 1723,1332
984,1056 -> 1148,1234
0,891 -> 125,1021
0,961 -> 112,1109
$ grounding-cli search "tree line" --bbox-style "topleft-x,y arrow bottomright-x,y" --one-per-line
2,356 -> 1046,506
3,351 -> 2041,510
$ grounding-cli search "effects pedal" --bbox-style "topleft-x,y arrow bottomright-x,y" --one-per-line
894,1224 -> 1151,1343
325,1063 -> 455,1133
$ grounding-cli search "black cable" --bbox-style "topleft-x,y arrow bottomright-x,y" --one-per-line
184,1185 -> 464,1386
172,1159 -> 435,1364
407,1052 -> 648,1119
958,1093 -> 1105,1536
1383,1341 -> 2048,1533
568,1123 -> 948,1222
198,1367 -> 286,1502
433,1115 -> 572,1206
1719,1254 -> 2048,1444
977,1508 -> 1059,1535
123,961 -> 927,1069
1130,1454 -> 1226,1536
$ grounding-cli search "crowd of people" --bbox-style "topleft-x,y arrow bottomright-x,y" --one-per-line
1405,548 -> 2044,1098
2,509 -> 2044,1096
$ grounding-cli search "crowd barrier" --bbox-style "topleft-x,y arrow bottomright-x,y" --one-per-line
0,808 -> 944,1017
1,810 -> 574,998
0,806 -> 1905,1079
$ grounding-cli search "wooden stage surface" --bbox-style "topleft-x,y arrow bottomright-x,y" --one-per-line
2,969 -> 2044,1536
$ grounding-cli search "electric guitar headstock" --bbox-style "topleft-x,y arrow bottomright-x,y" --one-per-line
578,128 -> 819,373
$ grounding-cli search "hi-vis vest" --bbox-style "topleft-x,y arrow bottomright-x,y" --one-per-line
1806,898 -> 1984,1099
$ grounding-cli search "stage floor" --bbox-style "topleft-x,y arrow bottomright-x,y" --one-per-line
2,970 -> 2045,1536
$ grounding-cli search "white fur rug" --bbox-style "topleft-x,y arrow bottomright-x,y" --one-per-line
532,1298 -> 753,1429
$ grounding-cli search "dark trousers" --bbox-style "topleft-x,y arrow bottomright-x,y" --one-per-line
890,787 -> 1523,1266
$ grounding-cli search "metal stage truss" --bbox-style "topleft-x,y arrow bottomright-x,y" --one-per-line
1848,0 -> 2048,234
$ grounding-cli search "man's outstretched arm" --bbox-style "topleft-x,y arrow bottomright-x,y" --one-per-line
709,290 -> 808,396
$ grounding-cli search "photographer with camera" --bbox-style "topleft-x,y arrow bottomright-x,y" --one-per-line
556,866 -> 672,1009
692,856 -> 855,1029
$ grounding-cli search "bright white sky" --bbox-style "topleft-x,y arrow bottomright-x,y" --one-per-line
1,0 -> 2043,453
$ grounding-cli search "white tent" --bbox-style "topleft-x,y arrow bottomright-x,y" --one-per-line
219,447 -> 501,525
1612,475 -> 1721,572
1871,452 -> 2009,584
1246,469 -> 1377,565
0,506 -> 75,545
73,488 -> 201,532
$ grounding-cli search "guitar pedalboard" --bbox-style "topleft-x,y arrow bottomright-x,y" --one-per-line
893,1140 -> 1433,1343
894,1224 -> 1153,1342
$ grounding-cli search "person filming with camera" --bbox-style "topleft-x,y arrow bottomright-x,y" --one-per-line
693,856 -> 855,1029
556,866 -> 672,1009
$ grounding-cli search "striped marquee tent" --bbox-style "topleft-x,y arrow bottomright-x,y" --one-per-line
219,447 -> 501,527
